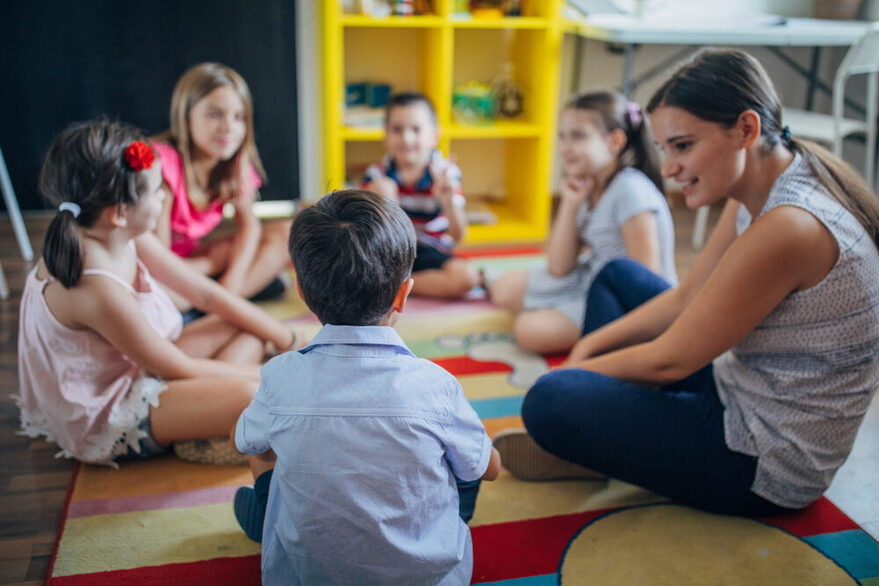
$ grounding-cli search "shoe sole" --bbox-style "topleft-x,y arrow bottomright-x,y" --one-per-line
493,429 -> 605,482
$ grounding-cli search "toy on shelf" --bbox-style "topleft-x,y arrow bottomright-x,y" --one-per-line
468,0 -> 522,17
491,62 -> 523,119
452,81 -> 495,125
342,0 -> 434,16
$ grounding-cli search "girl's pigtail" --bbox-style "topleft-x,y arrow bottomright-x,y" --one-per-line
42,209 -> 84,288
625,104 -> 665,196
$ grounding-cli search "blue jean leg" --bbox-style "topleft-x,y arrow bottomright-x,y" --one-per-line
582,258 -> 674,335
523,368 -> 791,516
457,477 -> 481,523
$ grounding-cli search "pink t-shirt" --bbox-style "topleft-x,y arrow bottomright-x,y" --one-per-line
16,253 -> 183,465
153,142 -> 262,257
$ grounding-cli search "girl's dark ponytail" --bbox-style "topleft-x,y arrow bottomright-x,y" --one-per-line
624,105 -> 665,195
42,209 -> 84,288
38,120 -> 150,288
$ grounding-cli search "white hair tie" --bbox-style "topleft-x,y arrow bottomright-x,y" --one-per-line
58,202 -> 81,218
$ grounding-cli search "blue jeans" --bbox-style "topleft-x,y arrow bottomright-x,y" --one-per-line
251,469 -> 481,523
523,259 -> 792,516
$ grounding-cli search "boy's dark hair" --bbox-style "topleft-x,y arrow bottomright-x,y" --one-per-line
289,190 -> 416,326
385,91 -> 437,125
40,119 -> 153,288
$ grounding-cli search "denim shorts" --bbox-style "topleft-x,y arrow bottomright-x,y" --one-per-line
117,413 -> 170,461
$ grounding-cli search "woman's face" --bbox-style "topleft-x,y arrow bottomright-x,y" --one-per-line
650,105 -> 746,209
557,108 -> 619,179
188,85 -> 247,164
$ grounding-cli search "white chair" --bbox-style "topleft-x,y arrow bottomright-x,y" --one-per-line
0,144 -> 34,299
783,23 -> 879,187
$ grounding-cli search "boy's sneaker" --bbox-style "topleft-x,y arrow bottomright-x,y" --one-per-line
234,487 -> 265,542
493,428 -> 605,481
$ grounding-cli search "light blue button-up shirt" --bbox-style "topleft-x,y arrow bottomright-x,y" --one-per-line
236,324 -> 492,585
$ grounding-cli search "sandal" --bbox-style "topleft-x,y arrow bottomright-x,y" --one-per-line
493,428 -> 605,481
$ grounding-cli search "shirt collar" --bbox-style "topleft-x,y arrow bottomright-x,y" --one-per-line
301,324 -> 414,357
384,150 -> 440,191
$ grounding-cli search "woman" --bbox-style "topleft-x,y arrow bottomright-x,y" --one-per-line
494,49 -> 879,516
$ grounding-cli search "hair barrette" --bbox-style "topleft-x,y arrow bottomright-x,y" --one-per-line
124,141 -> 155,172
626,102 -> 643,126
780,125 -> 792,144
58,201 -> 81,218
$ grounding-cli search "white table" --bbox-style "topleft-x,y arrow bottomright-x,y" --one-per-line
565,14 -> 869,99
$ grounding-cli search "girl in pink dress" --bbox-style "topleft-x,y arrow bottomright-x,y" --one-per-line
152,63 -> 291,310
17,120 -> 298,466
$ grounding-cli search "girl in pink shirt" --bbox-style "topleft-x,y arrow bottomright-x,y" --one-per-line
152,63 -> 291,308
17,120 -> 299,466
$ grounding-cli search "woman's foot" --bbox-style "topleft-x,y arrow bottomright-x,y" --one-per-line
493,428 -> 605,481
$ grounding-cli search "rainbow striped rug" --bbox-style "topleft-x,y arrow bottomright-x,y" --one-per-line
47,248 -> 879,584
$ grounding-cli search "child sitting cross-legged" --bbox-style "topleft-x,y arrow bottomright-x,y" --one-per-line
363,91 -> 481,299
231,189 -> 501,584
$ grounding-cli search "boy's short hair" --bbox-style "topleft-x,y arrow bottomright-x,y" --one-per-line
290,190 -> 416,326
385,91 -> 437,125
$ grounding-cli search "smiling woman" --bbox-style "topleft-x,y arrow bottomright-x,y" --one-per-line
493,48 -> 879,517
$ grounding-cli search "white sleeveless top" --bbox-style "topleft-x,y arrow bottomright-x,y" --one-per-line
17,250 -> 183,466
714,154 -> 879,508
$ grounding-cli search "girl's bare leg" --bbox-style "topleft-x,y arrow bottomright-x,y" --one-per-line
412,258 -> 481,299
176,314 -> 264,364
488,268 -> 528,312
150,377 -> 259,444
513,309 -> 581,354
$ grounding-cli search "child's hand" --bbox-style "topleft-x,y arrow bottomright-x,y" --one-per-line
365,177 -> 399,202
430,158 -> 457,208
560,176 -> 595,209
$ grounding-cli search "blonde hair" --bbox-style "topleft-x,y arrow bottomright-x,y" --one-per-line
154,62 -> 266,206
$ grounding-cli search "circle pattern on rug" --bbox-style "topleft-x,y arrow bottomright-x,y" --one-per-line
559,504 -> 855,585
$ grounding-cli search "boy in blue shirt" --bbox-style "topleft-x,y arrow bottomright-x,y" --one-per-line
231,189 -> 501,585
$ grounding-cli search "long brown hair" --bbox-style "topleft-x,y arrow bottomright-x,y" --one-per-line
153,62 -> 265,207
567,91 -> 665,195
647,48 -> 879,247
40,120 -> 153,288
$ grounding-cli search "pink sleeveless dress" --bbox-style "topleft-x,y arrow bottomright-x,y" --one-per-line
17,254 -> 183,466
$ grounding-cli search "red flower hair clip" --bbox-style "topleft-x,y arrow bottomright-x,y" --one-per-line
124,141 -> 155,172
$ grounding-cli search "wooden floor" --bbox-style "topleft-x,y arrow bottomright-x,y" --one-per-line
10,201 -> 877,585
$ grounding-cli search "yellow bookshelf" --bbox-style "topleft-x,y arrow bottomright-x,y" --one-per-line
321,0 -> 563,244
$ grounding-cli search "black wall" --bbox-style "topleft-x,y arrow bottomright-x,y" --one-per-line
1,1 -> 299,212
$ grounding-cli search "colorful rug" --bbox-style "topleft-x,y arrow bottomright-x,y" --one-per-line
47,248 -> 879,585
